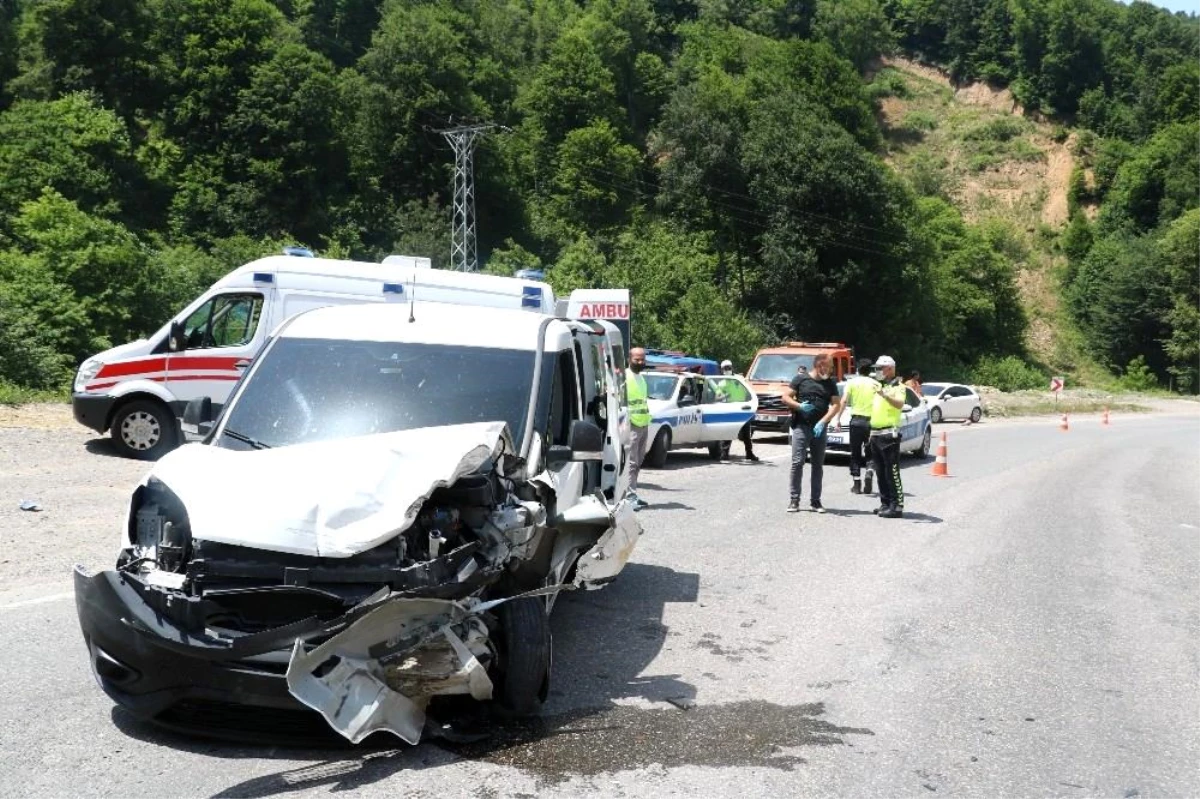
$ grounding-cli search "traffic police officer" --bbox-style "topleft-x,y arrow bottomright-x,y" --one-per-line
626,347 -> 651,509
842,361 -> 879,494
717,359 -> 759,462
869,355 -> 907,519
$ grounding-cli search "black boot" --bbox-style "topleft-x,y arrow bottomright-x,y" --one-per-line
880,505 -> 904,519
851,478 -> 862,494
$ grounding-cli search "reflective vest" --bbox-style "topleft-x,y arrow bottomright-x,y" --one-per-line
627,371 -> 651,427
870,382 -> 905,429
844,375 -> 880,417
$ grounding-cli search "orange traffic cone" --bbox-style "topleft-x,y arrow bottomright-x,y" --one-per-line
931,432 -> 950,477
1059,413 -> 1069,432
1102,407 -> 1110,426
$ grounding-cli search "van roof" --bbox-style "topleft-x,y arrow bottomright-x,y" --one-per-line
756,341 -> 850,354
279,301 -> 573,352
217,255 -> 556,306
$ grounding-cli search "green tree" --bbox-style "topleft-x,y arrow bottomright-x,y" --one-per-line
0,94 -> 135,234
1159,209 -> 1199,393
813,0 -> 895,72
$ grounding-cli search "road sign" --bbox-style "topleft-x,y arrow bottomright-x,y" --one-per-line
1050,376 -> 1065,393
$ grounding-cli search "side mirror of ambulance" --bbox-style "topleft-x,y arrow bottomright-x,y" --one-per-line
168,320 -> 185,353
181,397 -> 214,439
547,420 -> 605,468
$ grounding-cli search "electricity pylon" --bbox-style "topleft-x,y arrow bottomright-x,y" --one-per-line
437,123 -> 500,272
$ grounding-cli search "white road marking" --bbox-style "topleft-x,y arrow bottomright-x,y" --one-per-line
0,591 -> 73,610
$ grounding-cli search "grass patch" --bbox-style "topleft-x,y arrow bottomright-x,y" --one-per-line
0,382 -> 69,405
983,397 -> 1147,417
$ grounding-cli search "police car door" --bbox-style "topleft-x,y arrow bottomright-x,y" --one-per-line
668,375 -> 700,445
700,376 -> 756,443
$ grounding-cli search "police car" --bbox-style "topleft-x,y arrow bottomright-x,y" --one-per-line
641,371 -> 758,467
825,382 -> 933,458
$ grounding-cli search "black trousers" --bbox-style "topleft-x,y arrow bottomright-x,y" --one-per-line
869,431 -> 903,509
848,416 -> 871,477
720,421 -> 755,458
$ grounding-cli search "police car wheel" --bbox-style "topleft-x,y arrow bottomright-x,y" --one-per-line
111,400 -> 177,461
917,426 -> 932,458
707,442 -> 723,460
646,428 -> 670,469
929,406 -> 943,424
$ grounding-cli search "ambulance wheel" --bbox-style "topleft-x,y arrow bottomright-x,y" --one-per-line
111,399 -> 177,461
495,597 -> 551,716
930,406 -> 943,424
646,428 -> 670,469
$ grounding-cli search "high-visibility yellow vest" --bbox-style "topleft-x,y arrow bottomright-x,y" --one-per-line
627,371 -> 651,427
844,375 -> 880,417
870,382 -> 905,429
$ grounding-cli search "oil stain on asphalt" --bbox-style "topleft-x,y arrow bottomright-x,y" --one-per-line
440,700 -> 873,783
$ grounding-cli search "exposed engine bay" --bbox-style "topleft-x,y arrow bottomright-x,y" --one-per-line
74,422 -> 639,744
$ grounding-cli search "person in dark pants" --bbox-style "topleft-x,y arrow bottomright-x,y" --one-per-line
717,359 -> 759,462
782,353 -> 843,513
842,361 -> 879,494
868,355 -> 908,519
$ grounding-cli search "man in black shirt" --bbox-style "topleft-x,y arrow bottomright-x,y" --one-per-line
782,353 -> 844,513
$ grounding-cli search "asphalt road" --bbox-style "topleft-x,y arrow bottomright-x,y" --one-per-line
1,411 -> 1198,798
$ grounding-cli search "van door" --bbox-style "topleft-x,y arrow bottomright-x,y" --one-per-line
166,290 -> 272,412
700,376 -> 756,443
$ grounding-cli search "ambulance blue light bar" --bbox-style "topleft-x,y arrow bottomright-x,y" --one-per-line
521,286 -> 543,308
253,272 -> 274,283
382,283 -> 405,295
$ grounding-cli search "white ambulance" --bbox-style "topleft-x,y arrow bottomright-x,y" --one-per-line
72,252 -> 562,459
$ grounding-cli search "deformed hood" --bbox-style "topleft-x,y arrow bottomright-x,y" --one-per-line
147,421 -> 511,558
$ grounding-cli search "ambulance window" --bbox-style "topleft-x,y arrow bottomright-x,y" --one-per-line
183,293 -> 263,349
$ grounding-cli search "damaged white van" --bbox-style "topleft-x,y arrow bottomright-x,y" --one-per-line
73,300 -> 640,745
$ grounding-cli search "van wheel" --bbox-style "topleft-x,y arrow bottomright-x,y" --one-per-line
111,400 -> 177,460
495,597 -> 551,716
646,428 -> 670,469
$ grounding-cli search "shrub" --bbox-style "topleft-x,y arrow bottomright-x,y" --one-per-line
866,70 -> 909,101
969,355 -> 1045,391
964,116 -> 1031,143
1118,355 -> 1158,391
902,110 -> 938,132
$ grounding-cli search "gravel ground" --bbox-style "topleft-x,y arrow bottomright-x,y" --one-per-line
0,405 -> 149,594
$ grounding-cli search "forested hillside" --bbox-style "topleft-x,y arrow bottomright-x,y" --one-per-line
0,0 -> 1196,397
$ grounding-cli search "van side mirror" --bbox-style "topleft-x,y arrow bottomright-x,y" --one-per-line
546,419 -> 605,467
181,397 -> 214,438
168,320 -> 185,353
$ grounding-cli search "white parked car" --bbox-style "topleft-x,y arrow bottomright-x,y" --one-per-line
826,383 -> 932,458
921,382 -> 984,423
642,371 -> 758,466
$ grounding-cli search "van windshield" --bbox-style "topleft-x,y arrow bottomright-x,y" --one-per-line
748,354 -> 814,382
219,339 -> 536,450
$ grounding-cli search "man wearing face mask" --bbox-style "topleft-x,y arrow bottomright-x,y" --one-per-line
626,347 -> 651,510
782,353 -> 843,513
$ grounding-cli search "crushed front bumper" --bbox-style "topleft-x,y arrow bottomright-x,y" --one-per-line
74,566 -> 328,742
73,566 -> 495,745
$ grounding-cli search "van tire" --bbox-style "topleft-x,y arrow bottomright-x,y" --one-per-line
646,428 -> 670,469
495,597 -> 551,716
110,399 -> 177,461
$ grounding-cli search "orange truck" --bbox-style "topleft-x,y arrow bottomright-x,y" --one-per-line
745,342 -> 856,433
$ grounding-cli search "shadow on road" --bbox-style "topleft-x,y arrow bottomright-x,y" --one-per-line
84,437 -> 125,459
